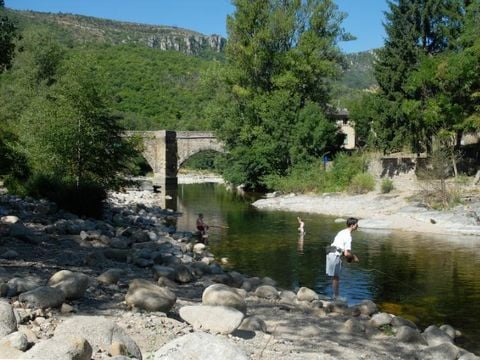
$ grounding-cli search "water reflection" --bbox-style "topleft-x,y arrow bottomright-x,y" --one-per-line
173,183 -> 480,353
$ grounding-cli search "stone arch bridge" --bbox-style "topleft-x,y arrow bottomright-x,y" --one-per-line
126,131 -> 224,187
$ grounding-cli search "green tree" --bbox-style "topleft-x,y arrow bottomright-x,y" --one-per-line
209,0 -> 350,189
367,0 -> 468,153
17,54 -> 136,189
0,2 -> 17,73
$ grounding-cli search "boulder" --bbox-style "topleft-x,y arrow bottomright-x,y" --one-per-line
0,301 -> 17,337
241,277 -> 262,292
423,325 -> 454,346
190,262 -> 211,277
417,342 -> 459,360
395,326 -> 426,344
439,324 -> 457,339
0,343 -> 24,359
23,335 -> 92,360
125,279 -> 176,313
179,305 -> 244,334
202,284 -> 246,313
261,277 -> 277,287
193,243 -> 206,254
238,315 -> 268,333
342,318 -> 366,335
154,332 -> 248,360
0,215 -> 19,224
54,316 -> 142,360
278,290 -> 297,306
296,287 -> 319,302
0,331 -> 28,351
357,299 -> 378,316
7,276 -> 42,296
172,264 -> 193,283
103,249 -> 129,262
18,286 -> 65,309
369,312 -> 393,328
391,316 -> 417,329
48,270 -> 89,300
254,285 -> 279,300
97,268 -> 125,285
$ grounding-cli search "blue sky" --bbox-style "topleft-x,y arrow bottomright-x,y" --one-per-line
6,0 -> 388,53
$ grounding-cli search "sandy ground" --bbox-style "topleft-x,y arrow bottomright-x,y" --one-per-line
252,189 -> 480,237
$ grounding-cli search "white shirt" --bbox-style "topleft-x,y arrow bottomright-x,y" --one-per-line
331,228 -> 352,252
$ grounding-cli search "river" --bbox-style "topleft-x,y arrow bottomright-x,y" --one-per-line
171,183 -> 480,352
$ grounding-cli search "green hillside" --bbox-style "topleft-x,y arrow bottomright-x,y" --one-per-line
3,8 -> 377,130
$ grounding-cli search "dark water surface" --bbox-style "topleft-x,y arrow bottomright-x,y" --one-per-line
172,183 -> 480,353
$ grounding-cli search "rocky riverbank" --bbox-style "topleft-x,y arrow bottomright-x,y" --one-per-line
0,189 -> 478,360
253,190 -> 480,236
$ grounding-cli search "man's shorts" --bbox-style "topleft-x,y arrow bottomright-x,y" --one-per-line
326,252 -> 342,277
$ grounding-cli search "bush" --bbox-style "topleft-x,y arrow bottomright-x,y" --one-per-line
7,174 -> 106,217
348,173 -> 375,194
381,178 -> 394,193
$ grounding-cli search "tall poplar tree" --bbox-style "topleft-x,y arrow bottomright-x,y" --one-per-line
209,0 -> 350,189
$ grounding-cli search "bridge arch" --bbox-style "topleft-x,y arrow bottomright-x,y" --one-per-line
126,130 -> 224,187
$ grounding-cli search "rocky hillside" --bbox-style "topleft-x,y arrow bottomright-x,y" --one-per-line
9,9 -> 226,57
342,49 -> 378,90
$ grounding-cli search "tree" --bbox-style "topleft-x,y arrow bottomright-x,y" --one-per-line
0,2 -> 17,73
17,54 -> 136,190
209,0 -> 350,189
368,0 -> 468,153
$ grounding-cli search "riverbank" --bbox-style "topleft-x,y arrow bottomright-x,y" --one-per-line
0,189 -> 478,359
253,189 -> 480,236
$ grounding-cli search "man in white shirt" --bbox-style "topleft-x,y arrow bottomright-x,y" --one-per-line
326,217 -> 359,300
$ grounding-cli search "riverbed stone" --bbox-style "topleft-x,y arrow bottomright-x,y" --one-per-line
261,277 -> 277,287
279,290 -> 297,306
18,286 -> 65,309
297,287 -> 319,302
238,315 -> 268,333
152,265 -> 176,281
357,299 -> 378,316
423,325 -> 454,346
0,301 -> 17,337
439,324 -> 457,339
97,268 -> 125,285
54,316 -> 142,360
172,264 -> 193,283
179,305 -> 244,334
241,277 -> 262,292
369,312 -> 393,328
1,215 -> 19,224
0,331 -> 28,351
23,334 -> 92,360
48,270 -> 89,300
341,318 -> 366,335
125,279 -> 176,312
154,332 -> 248,360
395,325 -> 426,344
255,285 -> 279,300
190,261 -> 211,277
391,316 -> 417,329
417,342 -> 459,360
202,284 -> 246,313
7,276 -> 42,296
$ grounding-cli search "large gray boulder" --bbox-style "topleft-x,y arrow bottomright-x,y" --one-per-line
7,276 -> 43,296
97,268 -> 125,285
54,316 -> 142,360
416,342 -> 459,360
357,299 -> 378,316
296,287 -> 319,302
369,312 -> 393,328
125,279 -> 176,312
254,285 -> 279,300
154,332 -> 248,360
423,325 -> 454,346
18,286 -> 65,309
0,331 -> 28,351
48,270 -> 89,300
179,305 -> 244,334
395,326 -> 426,344
202,284 -> 246,313
23,335 -> 92,360
0,301 -> 17,337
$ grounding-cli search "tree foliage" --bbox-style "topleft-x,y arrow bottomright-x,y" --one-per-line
352,0 -> 475,155
209,0 -> 350,189
0,4 -> 17,73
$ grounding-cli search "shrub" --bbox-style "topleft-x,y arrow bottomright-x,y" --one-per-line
381,178 -> 394,193
348,173 -> 375,194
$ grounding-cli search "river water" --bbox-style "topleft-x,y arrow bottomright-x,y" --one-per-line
171,183 -> 480,352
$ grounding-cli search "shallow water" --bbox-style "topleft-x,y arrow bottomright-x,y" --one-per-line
172,183 -> 480,353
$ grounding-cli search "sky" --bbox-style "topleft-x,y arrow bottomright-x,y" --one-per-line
6,0 -> 388,53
